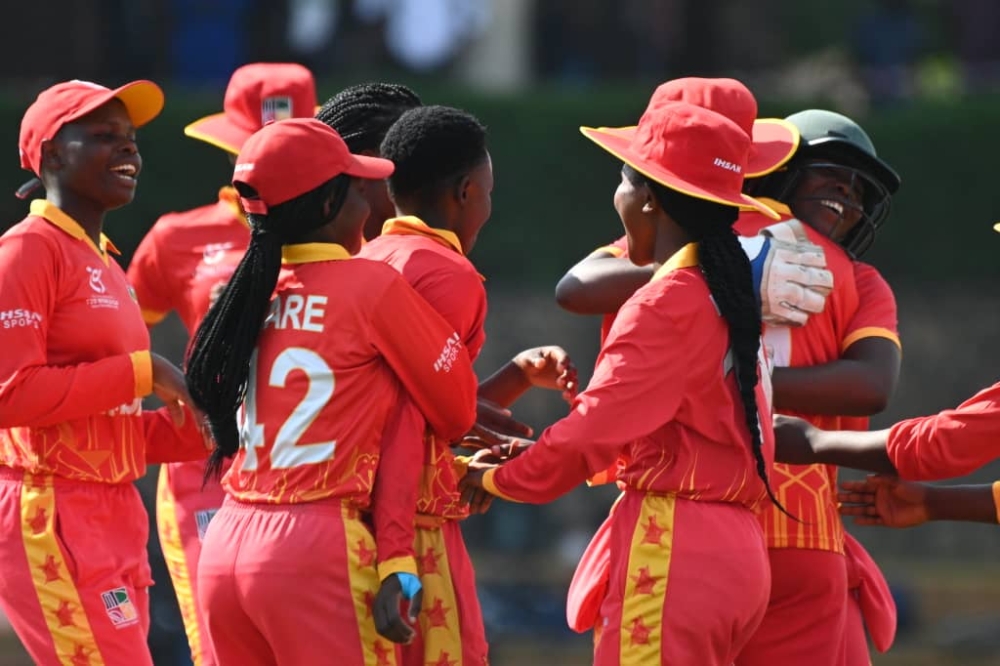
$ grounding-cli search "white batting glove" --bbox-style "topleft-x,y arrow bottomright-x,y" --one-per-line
739,220 -> 834,327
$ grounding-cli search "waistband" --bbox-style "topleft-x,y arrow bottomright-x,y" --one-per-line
221,495 -> 363,516
415,513 -> 451,529
0,465 -> 132,489
623,486 -> 761,511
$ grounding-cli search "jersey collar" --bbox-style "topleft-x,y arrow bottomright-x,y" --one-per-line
651,243 -> 699,282
281,243 -> 352,264
381,216 -> 464,254
754,197 -> 792,217
30,199 -> 120,263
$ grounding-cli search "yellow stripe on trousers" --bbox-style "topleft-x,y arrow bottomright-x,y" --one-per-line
155,465 -> 204,665
344,505 -> 398,666
619,493 -> 676,666
414,525 -> 464,666
20,472 -> 101,665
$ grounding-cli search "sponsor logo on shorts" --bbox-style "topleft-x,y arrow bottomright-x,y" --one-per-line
101,587 -> 138,628
195,508 -> 219,542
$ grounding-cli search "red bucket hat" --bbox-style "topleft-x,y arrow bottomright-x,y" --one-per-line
18,79 -> 164,177
233,118 -> 394,215
582,101 -> 779,219
185,63 -> 318,155
593,77 -> 799,178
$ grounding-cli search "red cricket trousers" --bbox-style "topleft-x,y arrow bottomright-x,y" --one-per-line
594,491 -> 770,666
198,496 -> 397,666
0,466 -> 153,666
401,518 -> 488,666
155,460 -> 227,666
735,548 -> 849,666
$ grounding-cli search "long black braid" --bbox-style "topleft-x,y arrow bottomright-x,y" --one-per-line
185,175 -> 351,480
623,165 -> 790,516
315,82 -> 422,153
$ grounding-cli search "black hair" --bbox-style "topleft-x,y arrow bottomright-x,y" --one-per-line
185,175 -> 350,480
315,82 -> 422,154
623,165 -> 789,516
379,105 -> 487,204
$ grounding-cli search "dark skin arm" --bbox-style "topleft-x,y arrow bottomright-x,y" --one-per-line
839,476 -> 999,526
771,337 -> 901,416
773,414 -> 897,473
554,251 -> 655,315
476,346 -> 577,409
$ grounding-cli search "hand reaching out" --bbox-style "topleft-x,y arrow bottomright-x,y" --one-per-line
740,219 -> 834,328
462,398 -> 533,449
513,346 -> 578,402
772,414 -> 821,465
838,475 -> 930,528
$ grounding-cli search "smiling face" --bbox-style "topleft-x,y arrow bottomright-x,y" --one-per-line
786,160 -> 866,242
44,99 -> 141,211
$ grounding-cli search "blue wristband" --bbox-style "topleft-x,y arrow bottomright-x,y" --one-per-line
395,572 -> 422,600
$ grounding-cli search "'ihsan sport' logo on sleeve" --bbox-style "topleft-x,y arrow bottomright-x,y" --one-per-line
434,332 -> 463,373
0,309 -> 42,329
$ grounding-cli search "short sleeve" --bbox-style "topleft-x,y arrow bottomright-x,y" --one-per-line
842,262 -> 899,351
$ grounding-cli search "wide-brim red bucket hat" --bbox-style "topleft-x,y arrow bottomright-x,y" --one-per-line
582,101 -> 780,218
594,77 -> 799,178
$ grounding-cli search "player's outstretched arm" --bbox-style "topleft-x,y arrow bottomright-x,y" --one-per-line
774,414 -> 896,473
839,476 -> 1000,527
477,346 -> 578,408
554,249 -> 654,315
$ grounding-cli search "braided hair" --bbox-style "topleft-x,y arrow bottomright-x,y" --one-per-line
623,165 -> 788,515
315,83 -> 422,154
185,175 -> 351,480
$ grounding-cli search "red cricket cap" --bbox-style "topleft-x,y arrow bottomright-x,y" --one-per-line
581,101 -> 779,219
18,79 -> 164,177
185,63 -> 318,154
233,118 -> 394,215
595,77 -> 799,178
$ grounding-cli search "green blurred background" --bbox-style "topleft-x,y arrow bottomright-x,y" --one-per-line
3,0 -> 1000,664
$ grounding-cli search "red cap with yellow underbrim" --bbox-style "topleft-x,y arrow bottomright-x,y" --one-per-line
184,63 -> 318,155
233,118 -> 394,215
18,79 -> 164,177
581,101 -> 780,219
